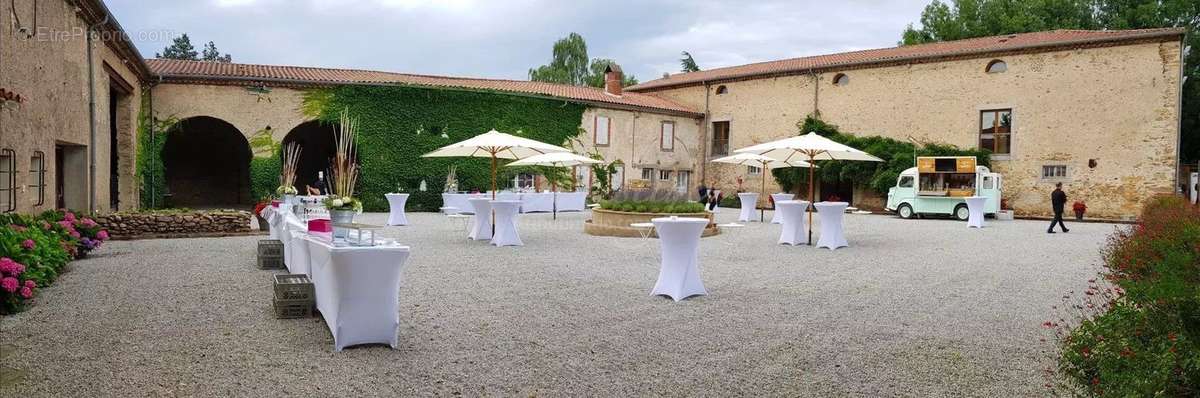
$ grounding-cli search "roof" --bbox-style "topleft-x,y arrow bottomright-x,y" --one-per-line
146,59 -> 702,117
627,28 -> 1186,92
79,0 -> 152,81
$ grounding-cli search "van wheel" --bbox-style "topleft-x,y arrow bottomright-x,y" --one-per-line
897,204 -> 915,219
954,204 -> 970,221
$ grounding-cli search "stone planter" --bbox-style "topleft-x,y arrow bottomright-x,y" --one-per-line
1075,211 -> 1085,221
995,210 -> 1014,221
584,208 -> 719,238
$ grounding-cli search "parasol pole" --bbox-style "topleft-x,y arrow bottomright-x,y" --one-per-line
760,159 -> 768,222
491,150 -> 498,235
807,151 -> 816,245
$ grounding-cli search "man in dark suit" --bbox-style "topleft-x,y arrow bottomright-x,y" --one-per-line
1048,182 -> 1069,233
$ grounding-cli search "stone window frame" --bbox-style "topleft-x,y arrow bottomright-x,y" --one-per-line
593,115 -> 611,147
715,85 -> 728,95
0,148 -> 15,212
832,73 -> 849,86
660,121 -> 675,152
641,167 -> 655,180
710,118 -> 732,158
29,150 -> 46,206
985,59 -> 1008,74
977,104 -> 1015,160
659,169 -> 673,181
1040,164 -> 1071,182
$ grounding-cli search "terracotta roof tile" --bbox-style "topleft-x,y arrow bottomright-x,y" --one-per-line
146,59 -> 701,117
628,28 -> 1185,92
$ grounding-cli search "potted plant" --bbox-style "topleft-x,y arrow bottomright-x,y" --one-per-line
996,197 -> 1015,220
1073,200 -> 1087,220
277,143 -> 302,204
324,109 -> 362,235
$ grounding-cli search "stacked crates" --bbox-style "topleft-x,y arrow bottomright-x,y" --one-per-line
257,240 -> 285,269
272,273 -> 315,318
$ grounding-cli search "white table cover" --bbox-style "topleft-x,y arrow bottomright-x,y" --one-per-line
814,202 -> 849,250
265,206 -> 283,240
281,213 -> 306,269
467,198 -> 493,240
737,192 -> 759,222
650,217 -> 709,301
964,196 -> 986,228
385,193 -> 410,226
443,193 -> 488,215
489,200 -> 523,246
520,193 -> 554,213
770,193 -> 795,224
557,192 -> 587,212
287,229 -> 312,275
777,200 -> 810,246
303,236 -> 411,352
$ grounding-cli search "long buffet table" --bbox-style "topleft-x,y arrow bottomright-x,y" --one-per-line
262,205 -> 412,352
442,192 -> 587,214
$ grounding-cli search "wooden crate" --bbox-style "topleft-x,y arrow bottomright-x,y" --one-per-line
272,297 -> 312,319
273,274 -> 314,301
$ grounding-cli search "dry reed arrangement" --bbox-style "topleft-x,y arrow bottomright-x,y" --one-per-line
329,109 -> 359,200
279,143 -> 302,191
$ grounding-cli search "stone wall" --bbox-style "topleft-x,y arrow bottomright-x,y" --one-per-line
97,211 -> 253,239
574,108 -> 705,195
642,39 -> 1184,219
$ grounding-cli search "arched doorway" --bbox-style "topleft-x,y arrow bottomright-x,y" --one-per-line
282,120 -> 338,194
162,116 -> 252,208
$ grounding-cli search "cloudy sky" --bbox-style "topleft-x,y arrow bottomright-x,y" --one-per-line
107,0 -> 931,82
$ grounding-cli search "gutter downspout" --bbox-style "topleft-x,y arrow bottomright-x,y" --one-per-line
1175,34 -> 1187,193
701,82 -> 711,186
86,15 -> 109,215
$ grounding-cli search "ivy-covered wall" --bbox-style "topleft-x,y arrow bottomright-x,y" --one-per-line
293,85 -> 587,212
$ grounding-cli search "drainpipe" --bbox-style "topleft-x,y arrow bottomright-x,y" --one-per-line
630,112 -> 638,188
1175,34 -> 1187,193
700,82 -> 711,186
86,15 -> 109,214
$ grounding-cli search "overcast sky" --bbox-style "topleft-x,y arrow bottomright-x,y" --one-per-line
107,0 -> 931,82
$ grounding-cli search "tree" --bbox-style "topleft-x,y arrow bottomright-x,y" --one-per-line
201,41 -> 233,63
901,0 -> 1200,162
156,34 -> 233,62
680,51 -> 701,72
529,33 -> 638,88
156,33 -> 198,60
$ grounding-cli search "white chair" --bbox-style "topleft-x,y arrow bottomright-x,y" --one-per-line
814,202 -> 849,250
467,198 -> 492,240
769,193 -> 794,224
777,200 -> 809,246
489,200 -> 523,247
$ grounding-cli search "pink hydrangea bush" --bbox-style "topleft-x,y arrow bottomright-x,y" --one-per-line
0,256 -> 37,314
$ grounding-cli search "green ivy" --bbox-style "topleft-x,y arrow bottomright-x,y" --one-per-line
773,116 -> 991,196
135,92 -> 177,209
292,85 -> 587,212
249,148 -> 282,202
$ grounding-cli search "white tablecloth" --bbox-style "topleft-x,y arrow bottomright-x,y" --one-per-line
490,200 -> 523,246
385,193 -> 410,226
445,192 -> 588,214
519,193 -> 555,213
302,236 -> 411,352
287,230 -> 312,275
814,202 -> 849,250
777,200 -> 810,246
650,217 -> 709,301
964,196 -> 986,228
442,193 -> 489,214
557,192 -> 587,212
467,198 -> 493,240
281,212 -> 306,270
737,192 -> 759,222
770,193 -> 794,224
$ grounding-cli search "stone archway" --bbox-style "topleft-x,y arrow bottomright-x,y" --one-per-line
282,120 -> 338,193
162,116 -> 252,208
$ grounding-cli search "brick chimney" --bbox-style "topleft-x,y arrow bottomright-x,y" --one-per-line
603,64 -> 623,96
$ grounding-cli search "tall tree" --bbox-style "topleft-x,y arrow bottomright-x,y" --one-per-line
529,33 -> 638,88
156,33 -> 198,60
680,51 -> 701,72
901,0 -> 1200,162
201,41 -> 233,63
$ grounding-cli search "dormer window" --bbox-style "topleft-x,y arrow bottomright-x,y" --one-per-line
986,60 -> 1007,73
715,85 -> 728,95
832,73 -> 849,86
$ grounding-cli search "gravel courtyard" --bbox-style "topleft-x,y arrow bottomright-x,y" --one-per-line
0,210 -> 1116,397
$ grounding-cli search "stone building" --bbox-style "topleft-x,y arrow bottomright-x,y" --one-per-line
1,0 -> 148,214
627,29 -> 1187,219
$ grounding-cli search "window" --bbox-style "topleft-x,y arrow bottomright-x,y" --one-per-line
594,116 -> 611,146
612,164 -> 624,191
982,175 -> 994,190
979,109 -> 1012,155
29,151 -> 45,206
1042,165 -> 1068,180
641,167 -> 655,180
747,165 -> 762,175
514,173 -> 535,190
715,85 -> 728,95
660,122 -> 675,151
986,60 -> 1007,73
0,149 -> 14,212
832,73 -> 849,86
675,171 -> 691,193
659,170 -> 672,181
712,121 -> 730,156
898,176 -> 914,188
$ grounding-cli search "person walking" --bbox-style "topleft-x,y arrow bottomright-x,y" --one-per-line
1048,182 -> 1069,233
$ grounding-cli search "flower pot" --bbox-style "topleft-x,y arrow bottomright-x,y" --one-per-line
1074,211 -> 1084,221
330,209 -> 355,238
283,194 -> 297,206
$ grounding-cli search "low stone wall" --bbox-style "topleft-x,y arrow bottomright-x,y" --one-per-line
96,211 -> 254,239
585,208 -> 719,238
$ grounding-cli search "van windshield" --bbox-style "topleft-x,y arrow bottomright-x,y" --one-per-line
898,176 -> 914,188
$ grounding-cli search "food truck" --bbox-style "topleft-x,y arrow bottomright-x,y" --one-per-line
885,156 -> 1001,220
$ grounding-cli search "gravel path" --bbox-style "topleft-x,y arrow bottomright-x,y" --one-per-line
0,210 -> 1115,396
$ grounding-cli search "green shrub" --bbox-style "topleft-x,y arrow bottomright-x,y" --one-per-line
1053,195 -> 1200,396
718,193 -> 740,208
600,199 -> 704,214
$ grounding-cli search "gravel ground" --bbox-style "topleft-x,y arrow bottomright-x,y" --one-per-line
0,209 -> 1117,397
